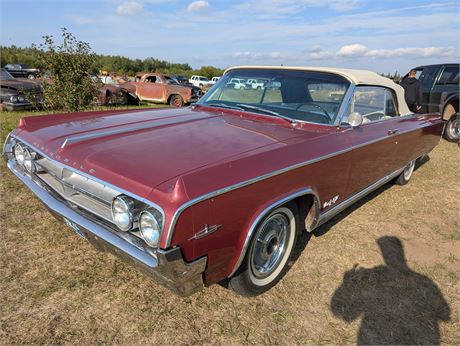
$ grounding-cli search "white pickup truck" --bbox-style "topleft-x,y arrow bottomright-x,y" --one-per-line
246,79 -> 266,90
189,75 -> 214,88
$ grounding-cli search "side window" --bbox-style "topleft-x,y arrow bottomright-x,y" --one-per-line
145,76 -> 157,83
344,86 -> 398,124
436,66 -> 459,85
418,66 -> 438,86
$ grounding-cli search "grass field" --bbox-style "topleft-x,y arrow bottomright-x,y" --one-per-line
0,109 -> 459,344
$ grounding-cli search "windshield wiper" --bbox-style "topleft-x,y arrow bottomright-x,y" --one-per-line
204,103 -> 245,111
236,103 -> 298,125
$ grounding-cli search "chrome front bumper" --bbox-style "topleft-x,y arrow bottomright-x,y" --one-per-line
6,160 -> 206,297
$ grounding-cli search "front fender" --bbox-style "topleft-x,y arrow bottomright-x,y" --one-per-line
227,187 -> 320,278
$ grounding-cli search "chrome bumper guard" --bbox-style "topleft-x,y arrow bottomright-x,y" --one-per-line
6,160 -> 207,297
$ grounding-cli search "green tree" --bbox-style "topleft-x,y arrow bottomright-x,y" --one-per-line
37,28 -> 100,112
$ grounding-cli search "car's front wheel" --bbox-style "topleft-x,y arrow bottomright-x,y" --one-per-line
395,159 -> 416,185
229,203 -> 298,296
443,113 -> 459,142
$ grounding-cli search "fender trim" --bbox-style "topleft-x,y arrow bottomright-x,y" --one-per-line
228,188 -> 320,277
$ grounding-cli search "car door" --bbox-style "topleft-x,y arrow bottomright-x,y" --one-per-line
416,65 -> 439,113
342,86 -> 404,196
137,75 -> 165,102
429,64 -> 459,112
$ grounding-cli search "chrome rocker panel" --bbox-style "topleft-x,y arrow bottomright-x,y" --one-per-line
6,160 -> 207,297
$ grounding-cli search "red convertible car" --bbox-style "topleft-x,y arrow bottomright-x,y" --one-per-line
3,67 -> 444,296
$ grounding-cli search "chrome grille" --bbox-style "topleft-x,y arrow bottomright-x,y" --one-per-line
34,156 -> 119,223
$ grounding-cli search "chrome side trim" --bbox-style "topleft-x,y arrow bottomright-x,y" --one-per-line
61,113 -> 213,148
6,159 -> 206,297
228,188 -> 319,277
164,147 -> 351,247
317,166 -> 405,226
9,134 -> 166,224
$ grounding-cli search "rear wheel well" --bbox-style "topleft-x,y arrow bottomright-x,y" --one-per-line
442,99 -> 458,120
292,194 -> 320,232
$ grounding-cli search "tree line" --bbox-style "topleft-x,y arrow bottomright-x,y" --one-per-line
1,44 -> 224,79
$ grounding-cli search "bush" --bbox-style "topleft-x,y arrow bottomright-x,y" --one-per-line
37,28 -> 100,112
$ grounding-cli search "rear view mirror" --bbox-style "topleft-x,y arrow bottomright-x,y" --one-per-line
348,112 -> 363,127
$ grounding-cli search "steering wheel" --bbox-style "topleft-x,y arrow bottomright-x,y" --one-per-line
295,103 -> 331,122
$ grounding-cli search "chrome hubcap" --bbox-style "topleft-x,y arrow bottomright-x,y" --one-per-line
404,160 -> 415,180
251,214 -> 289,278
447,117 -> 459,140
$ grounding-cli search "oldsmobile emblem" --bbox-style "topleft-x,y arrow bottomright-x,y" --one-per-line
189,224 -> 223,240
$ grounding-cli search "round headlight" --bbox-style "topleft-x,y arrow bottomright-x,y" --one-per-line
18,95 -> 26,103
139,210 -> 162,248
14,143 -> 25,166
111,196 -> 134,231
23,148 -> 35,172
10,96 -> 18,103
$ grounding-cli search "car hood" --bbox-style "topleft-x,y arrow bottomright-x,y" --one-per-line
15,107 -> 324,197
1,78 -> 41,92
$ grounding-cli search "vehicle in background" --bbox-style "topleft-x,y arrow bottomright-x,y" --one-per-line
211,76 -> 221,84
122,72 -> 201,107
189,75 -> 213,88
245,78 -> 266,90
227,78 -> 247,89
0,68 -> 43,111
3,64 -> 41,80
3,66 -> 444,297
409,63 -> 459,142
97,84 -> 137,106
174,75 -> 191,85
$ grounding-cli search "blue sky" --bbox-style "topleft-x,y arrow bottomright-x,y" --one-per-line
1,0 -> 459,73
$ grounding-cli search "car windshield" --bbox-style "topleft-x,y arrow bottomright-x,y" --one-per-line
198,69 -> 350,125
164,76 -> 179,85
199,77 -> 209,81
0,69 -> 14,80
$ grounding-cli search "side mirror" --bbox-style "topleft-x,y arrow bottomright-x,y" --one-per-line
348,112 -> 363,127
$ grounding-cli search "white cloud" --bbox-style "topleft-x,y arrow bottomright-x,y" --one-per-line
236,0 -> 362,17
336,44 -> 457,59
187,0 -> 210,13
337,44 -> 367,57
116,1 -> 143,16
365,47 -> 457,59
232,51 -> 285,60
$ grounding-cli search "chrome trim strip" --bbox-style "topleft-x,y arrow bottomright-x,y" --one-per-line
60,113 -> 213,148
164,147 -> 352,247
9,134 -> 166,225
317,166 -> 405,226
228,188 -> 319,277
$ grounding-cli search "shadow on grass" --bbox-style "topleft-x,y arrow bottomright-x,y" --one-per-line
330,236 -> 450,345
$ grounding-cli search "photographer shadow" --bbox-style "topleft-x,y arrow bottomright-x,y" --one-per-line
330,236 -> 450,345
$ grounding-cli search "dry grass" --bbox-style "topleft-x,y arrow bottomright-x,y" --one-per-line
0,109 -> 459,344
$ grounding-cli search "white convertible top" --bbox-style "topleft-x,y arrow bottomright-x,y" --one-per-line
225,66 -> 411,115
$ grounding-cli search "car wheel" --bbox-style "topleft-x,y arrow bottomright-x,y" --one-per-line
443,113 -> 459,143
169,95 -> 184,107
395,159 -> 416,185
229,203 -> 298,296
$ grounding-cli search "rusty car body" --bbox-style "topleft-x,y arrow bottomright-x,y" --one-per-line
4,66 -> 444,297
122,72 -> 201,107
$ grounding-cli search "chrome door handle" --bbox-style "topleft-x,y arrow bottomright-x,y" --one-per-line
388,128 -> 399,135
